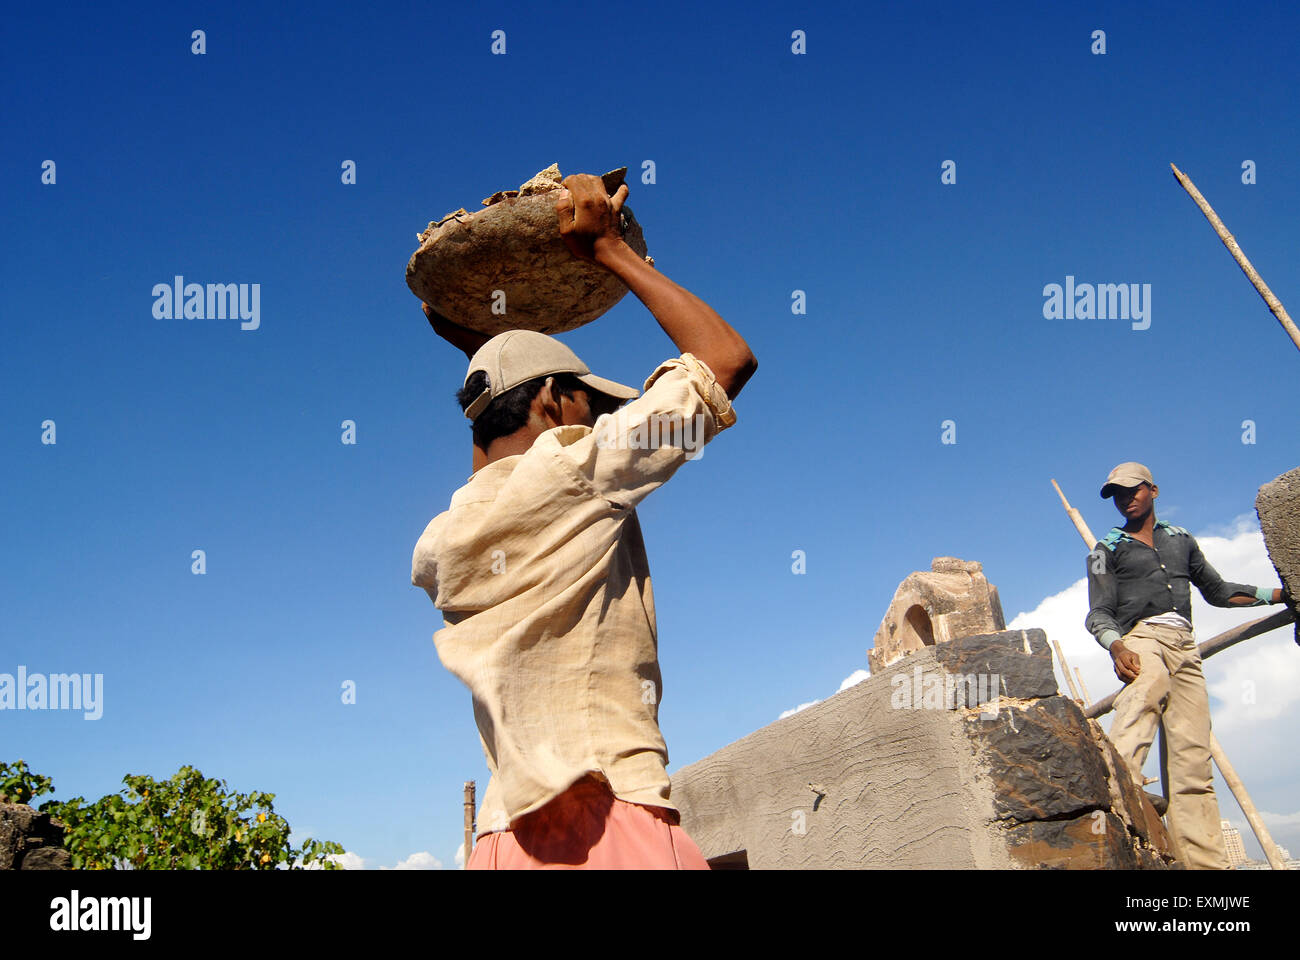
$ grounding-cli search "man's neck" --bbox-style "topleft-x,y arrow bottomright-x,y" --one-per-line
1123,512 -> 1157,541
472,428 -> 543,474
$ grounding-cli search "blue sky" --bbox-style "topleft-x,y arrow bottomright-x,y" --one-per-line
4,0 -> 1298,868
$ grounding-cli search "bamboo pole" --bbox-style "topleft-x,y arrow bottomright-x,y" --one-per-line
1049,479 -> 1093,703
1170,163 -> 1300,354
1052,479 -> 1099,548
463,781 -> 476,868
1052,478 -> 1290,869
1209,738 -> 1286,870
1073,667 -> 1093,706
1052,635 -> 1084,703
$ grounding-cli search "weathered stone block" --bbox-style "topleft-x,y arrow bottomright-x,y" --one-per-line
1090,720 -> 1149,843
1004,811 -> 1138,869
968,696 -> 1112,823
933,628 -> 1056,700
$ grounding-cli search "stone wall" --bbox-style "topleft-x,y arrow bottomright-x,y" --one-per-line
0,802 -> 71,870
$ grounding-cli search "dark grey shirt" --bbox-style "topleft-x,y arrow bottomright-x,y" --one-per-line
1085,520 -> 1268,648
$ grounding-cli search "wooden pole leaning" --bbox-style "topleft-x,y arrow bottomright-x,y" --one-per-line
1052,479 -> 1099,551
1073,667 -> 1093,706
1052,636 -> 1084,703
1170,163 -> 1300,354
1209,739 -> 1286,870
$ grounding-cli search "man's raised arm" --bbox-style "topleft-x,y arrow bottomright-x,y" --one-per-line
555,175 -> 757,400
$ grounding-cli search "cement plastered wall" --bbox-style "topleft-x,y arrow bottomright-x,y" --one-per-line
671,629 -> 1172,869
1257,466 -> 1300,642
671,642 -> 1013,868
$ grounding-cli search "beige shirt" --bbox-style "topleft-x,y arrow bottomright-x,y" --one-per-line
412,353 -> 737,833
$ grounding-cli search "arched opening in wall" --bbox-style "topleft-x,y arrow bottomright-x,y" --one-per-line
898,604 -> 935,653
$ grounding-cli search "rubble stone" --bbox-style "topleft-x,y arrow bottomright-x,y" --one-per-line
0,802 -> 71,870
407,164 -> 652,336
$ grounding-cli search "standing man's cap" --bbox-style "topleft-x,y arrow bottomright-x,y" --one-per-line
462,329 -> 640,422
1100,461 -> 1155,498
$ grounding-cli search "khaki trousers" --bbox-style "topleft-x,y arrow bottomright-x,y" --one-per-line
1107,621 -> 1230,870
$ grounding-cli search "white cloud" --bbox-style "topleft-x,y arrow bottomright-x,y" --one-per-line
778,699 -> 821,720
1206,637 -> 1300,730
384,851 -> 443,870
455,842 -> 465,870
838,669 -> 870,692
779,667 -> 872,719
326,851 -> 366,870
321,849 -> 449,870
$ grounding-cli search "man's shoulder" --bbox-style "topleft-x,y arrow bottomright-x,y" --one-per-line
536,424 -> 594,450
1099,527 -> 1129,552
449,457 -> 528,506
1099,521 -> 1192,552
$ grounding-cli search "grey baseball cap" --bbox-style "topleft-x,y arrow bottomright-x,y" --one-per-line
462,330 -> 639,421
1100,461 -> 1155,498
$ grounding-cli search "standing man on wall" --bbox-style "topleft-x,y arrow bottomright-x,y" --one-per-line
412,173 -> 757,868
1085,462 -> 1289,869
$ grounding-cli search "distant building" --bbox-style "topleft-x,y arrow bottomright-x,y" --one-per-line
1221,820 -> 1248,868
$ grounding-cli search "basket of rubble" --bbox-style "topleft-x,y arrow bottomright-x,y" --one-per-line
406,164 -> 653,336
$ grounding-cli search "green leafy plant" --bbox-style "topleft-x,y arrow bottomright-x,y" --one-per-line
0,759 -> 54,805
2,761 -> 344,870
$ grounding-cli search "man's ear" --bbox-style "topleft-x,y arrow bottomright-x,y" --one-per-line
536,377 -> 564,428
